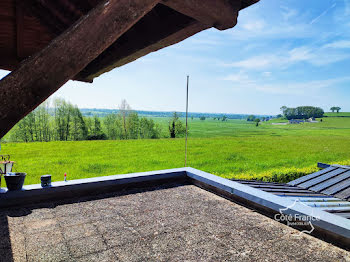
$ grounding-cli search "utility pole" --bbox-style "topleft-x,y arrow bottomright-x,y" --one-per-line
185,75 -> 189,167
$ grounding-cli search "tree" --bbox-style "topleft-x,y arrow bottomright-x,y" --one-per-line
331,106 -> 341,113
70,106 -> 87,141
280,106 -> 287,115
247,115 -> 256,122
200,116 -> 206,121
168,112 -> 186,138
281,106 -> 324,120
87,115 -> 106,140
54,98 -> 72,141
126,112 -> 140,139
140,117 -> 160,139
255,118 -> 261,127
118,99 -> 131,139
222,115 -> 227,121
104,114 -> 119,140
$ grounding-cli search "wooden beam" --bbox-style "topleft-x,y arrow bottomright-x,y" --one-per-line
15,1 -> 25,59
161,0 -> 241,30
0,0 -> 160,138
76,4 -> 209,82
78,21 -> 208,81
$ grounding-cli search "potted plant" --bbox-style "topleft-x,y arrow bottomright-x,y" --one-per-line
4,173 -> 26,191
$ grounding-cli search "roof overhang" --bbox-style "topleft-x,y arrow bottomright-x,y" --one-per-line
0,0 -> 259,83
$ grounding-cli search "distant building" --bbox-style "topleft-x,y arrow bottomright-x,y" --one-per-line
288,119 -> 304,124
307,117 -> 318,123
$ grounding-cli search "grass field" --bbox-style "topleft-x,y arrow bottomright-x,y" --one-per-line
2,116 -> 350,185
324,112 -> 350,117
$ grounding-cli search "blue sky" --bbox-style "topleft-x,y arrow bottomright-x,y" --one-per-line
1,0 -> 350,115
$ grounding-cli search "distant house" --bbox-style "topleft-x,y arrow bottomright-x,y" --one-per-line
288,119 -> 304,124
307,117 -> 318,123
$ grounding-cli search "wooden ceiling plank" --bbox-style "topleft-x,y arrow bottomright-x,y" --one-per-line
15,1 -> 25,59
161,0 -> 241,30
0,0 -> 161,138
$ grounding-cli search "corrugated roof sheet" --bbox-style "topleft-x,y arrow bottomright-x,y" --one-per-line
232,175 -> 350,221
288,164 -> 350,201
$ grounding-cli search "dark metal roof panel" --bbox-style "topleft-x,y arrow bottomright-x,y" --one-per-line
321,178 -> 350,196
335,187 -> 350,201
309,171 -> 350,192
288,166 -> 337,186
232,177 -> 350,220
298,168 -> 347,189
289,164 -> 350,201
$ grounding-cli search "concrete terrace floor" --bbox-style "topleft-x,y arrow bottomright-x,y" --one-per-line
0,183 -> 349,262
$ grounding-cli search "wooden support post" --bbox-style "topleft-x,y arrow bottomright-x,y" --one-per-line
0,0 -> 160,138
162,0 -> 241,30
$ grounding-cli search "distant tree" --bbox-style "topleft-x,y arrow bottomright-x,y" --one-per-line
222,115 -> 227,121
87,115 -> 107,140
217,117 -> 221,121
118,99 -> 131,139
104,113 -> 120,140
280,106 -> 288,115
126,112 -> 140,139
200,116 -> 206,121
71,106 -> 87,141
191,116 -> 194,120
331,106 -> 341,113
168,112 -> 186,138
247,115 -> 256,122
255,118 -> 261,127
139,117 -> 160,139
281,106 -> 324,120
277,114 -> 283,118
213,117 -> 216,120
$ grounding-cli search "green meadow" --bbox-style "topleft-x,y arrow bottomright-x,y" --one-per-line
2,116 -> 350,185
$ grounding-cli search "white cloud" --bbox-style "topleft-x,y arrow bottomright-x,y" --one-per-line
262,72 -> 272,77
223,55 -> 279,69
344,0 -> 350,15
224,74 -> 350,95
223,45 -> 350,70
222,71 -> 254,83
241,20 -> 265,31
281,6 -> 298,21
323,40 -> 350,49
288,47 -> 313,62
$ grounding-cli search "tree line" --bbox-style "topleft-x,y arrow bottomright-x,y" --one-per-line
8,99 -> 187,142
280,106 -> 324,120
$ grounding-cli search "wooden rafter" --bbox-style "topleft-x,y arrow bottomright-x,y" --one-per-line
76,4 -> 208,81
162,0 -> 241,30
0,0 -> 161,138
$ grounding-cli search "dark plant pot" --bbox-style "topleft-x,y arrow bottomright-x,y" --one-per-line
4,173 -> 26,191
